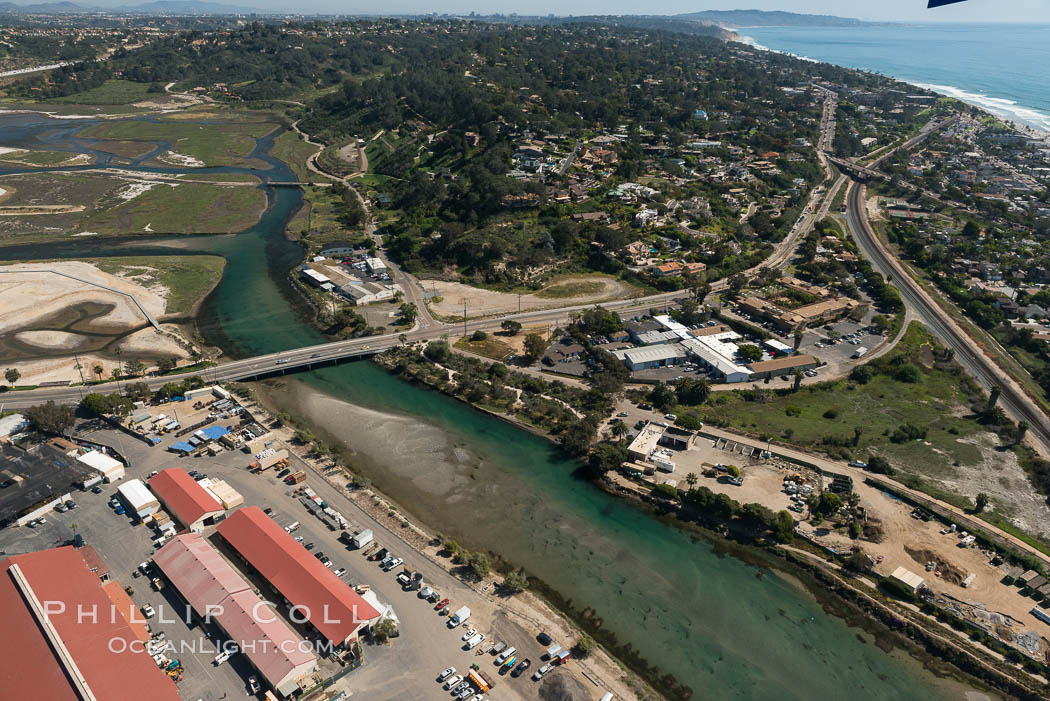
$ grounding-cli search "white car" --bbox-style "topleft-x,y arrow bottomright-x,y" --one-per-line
443,674 -> 463,690
385,557 -> 403,570
214,647 -> 237,665
461,627 -> 477,641
141,604 -> 155,619
438,667 -> 457,682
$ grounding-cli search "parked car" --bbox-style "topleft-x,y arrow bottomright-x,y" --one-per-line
333,568 -> 346,577
461,627 -> 477,641
65,500 -> 77,509
91,485 -> 103,494
438,667 -> 457,682
305,542 -> 315,551
397,572 -> 412,587
512,659 -> 531,677
443,674 -> 463,690
385,557 -> 403,570
248,675 -> 260,693
532,663 -> 554,680
435,598 -> 450,611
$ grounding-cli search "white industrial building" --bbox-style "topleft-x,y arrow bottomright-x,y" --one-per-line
77,449 -> 125,482
339,281 -> 396,305
117,478 -> 160,519
679,338 -> 752,383
365,257 -> 387,275
612,344 -> 687,371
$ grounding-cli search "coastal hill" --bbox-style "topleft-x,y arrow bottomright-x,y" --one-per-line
0,0 -> 269,13
675,9 -> 878,27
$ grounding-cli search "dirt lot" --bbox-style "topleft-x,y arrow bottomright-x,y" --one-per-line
643,423 -> 1050,653
428,275 -> 641,320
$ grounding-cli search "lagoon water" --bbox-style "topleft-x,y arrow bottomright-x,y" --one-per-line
0,112 -> 981,700
741,23 -> 1050,133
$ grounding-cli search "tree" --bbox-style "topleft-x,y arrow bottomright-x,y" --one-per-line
559,420 -> 596,456
988,385 -> 1001,409
793,369 -> 803,392
124,359 -> 145,377
371,618 -> 398,643
424,340 -> 451,363
500,570 -> 528,594
294,428 -> 315,444
738,344 -> 763,363
774,510 -> 795,542
586,442 -> 626,477
398,302 -> 418,324
467,551 -> 490,579
866,455 -> 893,474
522,333 -> 547,363
853,426 -> 863,447
442,540 -> 459,556
727,274 -> 748,296
974,492 -> 989,513
470,329 -> 488,342
501,319 -> 522,336
157,357 -> 177,374
686,472 -> 698,488
4,368 -> 20,387
572,635 -> 596,659
93,364 -> 104,382
609,419 -> 628,443
647,382 -> 677,412
793,329 -> 804,351
725,464 -> 741,478
674,377 -> 710,405
808,491 -> 843,518
24,401 -> 75,435
1016,420 -> 1029,446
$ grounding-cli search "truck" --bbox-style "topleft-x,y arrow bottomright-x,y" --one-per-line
286,471 -> 306,485
351,529 -> 373,549
851,346 -> 868,359
449,606 -> 471,627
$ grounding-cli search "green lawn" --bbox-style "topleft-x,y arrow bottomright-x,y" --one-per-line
77,119 -> 278,168
691,323 -> 990,477
272,130 -> 320,182
81,182 -> 266,235
54,80 -> 154,105
90,255 -> 226,315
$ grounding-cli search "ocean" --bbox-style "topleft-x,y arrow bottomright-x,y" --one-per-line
738,23 -> 1050,133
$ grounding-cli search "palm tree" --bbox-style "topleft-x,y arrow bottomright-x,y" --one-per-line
988,385 -> 1001,409
792,369 -> 803,392
1016,420 -> 1029,446
93,364 -> 104,382
793,329 -> 804,351
609,419 -> 628,443
853,426 -> 863,447
686,472 -> 698,488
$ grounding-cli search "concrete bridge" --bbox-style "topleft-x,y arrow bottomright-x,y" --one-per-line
823,154 -> 889,182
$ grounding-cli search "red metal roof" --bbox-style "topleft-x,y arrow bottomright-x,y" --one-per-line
154,534 -> 316,689
149,467 -> 224,528
218,507 -> 379,645
0,547 -> 180,701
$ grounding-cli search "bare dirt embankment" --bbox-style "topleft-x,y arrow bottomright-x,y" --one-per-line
428,275 -> 642,320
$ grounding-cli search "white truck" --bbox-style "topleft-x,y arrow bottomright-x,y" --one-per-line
351,529 -> 374,549
448,606 -> 470,627
464,633 -> 485,650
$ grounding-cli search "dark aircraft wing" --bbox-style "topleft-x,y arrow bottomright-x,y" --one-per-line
928,0 -> 967,6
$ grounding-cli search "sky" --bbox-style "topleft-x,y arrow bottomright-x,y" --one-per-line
229,0 -> 1050,21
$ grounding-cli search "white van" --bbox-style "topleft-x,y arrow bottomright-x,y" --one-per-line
496,647 -> 516,665
285,521 -> 300,532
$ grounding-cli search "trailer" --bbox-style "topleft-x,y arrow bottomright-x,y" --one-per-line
351,529 -> 374,549
286,471 -> 306,484
449,606 -> 470,626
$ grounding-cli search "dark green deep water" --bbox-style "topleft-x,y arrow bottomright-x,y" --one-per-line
0,115 -> 971,700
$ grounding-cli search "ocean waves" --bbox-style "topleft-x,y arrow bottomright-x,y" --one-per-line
909,81 -> 1050,133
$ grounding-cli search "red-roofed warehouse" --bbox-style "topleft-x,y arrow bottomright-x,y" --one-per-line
217,507 -> 380,647
154,533 -> 318,697
148,467 -> 225,530
0,546 -> 180,701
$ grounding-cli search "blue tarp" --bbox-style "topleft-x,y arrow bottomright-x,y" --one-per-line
200,425 -> 229,440
169,441 -> 194,454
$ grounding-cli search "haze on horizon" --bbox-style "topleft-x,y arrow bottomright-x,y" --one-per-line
201,0 -> 1050,23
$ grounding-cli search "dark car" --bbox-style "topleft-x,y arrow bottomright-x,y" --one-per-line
65,500 -> 77,509
305,542 -> 315,551
263,507 -> 273,514
314,551 -> 324,559
91,485 -> 103,494
511,659 -> 531,677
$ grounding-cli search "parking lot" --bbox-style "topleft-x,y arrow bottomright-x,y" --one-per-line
11,417 -> 570,701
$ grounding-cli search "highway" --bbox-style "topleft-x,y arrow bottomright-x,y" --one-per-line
840,117 -> 1050,455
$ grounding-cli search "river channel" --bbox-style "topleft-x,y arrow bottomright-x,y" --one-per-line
0,112 -> 981,700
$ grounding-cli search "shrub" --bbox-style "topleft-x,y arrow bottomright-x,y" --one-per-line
785,406 -> 802,417
823,409 -> 838,419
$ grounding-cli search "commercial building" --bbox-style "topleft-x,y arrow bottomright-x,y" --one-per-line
365,257 -> 387,275
339,281 -> 395,305
611,344 -> 687,371
153,534 -> 318,697
0,546 -> 180,701
217,507 -> 380,648
763,338 -> 795,356
1,443 -> 96,526
117,478 -> 160,520
627,423 -> 665,463
748,354 -> 819,380
679,338 -> 751,383
77,449 -> 125,482
148,468 -> 225,531
889,567 -> 925,594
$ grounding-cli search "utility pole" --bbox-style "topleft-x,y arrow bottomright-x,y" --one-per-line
463,300 -> 467,337
518,294 -> 521,314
